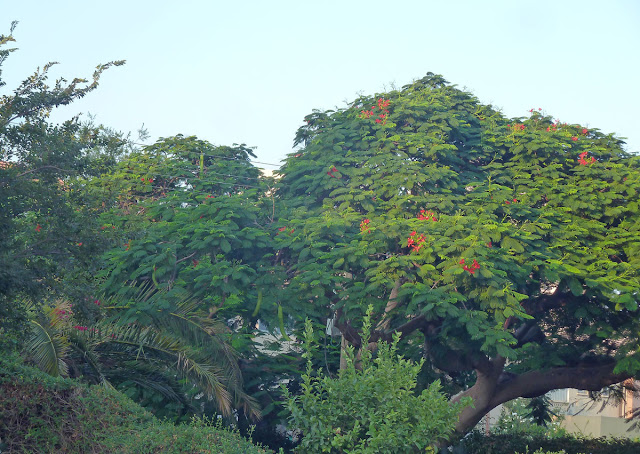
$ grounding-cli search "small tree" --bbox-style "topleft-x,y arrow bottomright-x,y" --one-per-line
284,306 -> 468,453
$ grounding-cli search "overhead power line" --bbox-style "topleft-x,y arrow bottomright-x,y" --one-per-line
129,143 -> 285,168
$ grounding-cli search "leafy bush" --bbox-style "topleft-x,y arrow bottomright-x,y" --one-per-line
0,354 -> 271,453
459,431 -> 640,454
492,398 -> 567,438
283,306 -> 468,453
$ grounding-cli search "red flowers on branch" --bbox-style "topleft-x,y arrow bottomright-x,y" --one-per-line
360,218 -> 370,234
578,151 -> 596,166
460,258 -> 481,274
327,166 -> 339,178
417,209 -> 437,221
407,231 -> 426,252
360,98 -> 390,125
276,226 -> 294,236
35,224 -> 42,232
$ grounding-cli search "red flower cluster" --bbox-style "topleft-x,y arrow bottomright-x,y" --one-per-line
327,166 -> 339,178
74,325 -> 88,331
35,224 -> 42,232
508,123 -> 526,131
192,259 -> 199,266
360,218 -> 370,233
578,152 -> 596,165
417,209 -> 437,221
54,308 -> 71,320
528,108 -> 542,113
407,231 -> 426,252
460,258 -> 480,274
77,242 -> 83,247
94,299 -> 100,306
571,136 -> 578,142
276,226 -> 294,235
545,119 -> 566,132
124,242 -> 130,251
360,98 -> 390,124
505,198 -> 517,205
140,177 -> 154,183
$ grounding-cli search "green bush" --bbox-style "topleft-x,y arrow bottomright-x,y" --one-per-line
283,307 -> 468,453
459,431 -> 640,454
0,354 -> 271,453
492,398 -> 567,439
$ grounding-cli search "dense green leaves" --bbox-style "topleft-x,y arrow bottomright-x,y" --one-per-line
0,24 -> 127,347
274,73 -> 640,401
284,310 -> 467,453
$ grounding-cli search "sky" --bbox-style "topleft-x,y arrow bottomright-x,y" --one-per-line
2,0 -> 639,169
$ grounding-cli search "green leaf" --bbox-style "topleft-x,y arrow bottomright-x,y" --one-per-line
220,238 -> 231,253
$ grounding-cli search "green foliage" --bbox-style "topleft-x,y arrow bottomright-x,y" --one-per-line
283,306 -> 468,453
273,73 -> 640,432
276,72 -> 640,364
459,432 -> 640,454
491,398 -> 567,438
518,450 -> 568,454
22,289 -> 259,421
0,23 -> 128,345
97,135 -> 276,322
0,354 -> 271,453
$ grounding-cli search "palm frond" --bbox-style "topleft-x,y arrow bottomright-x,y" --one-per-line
99,322 -> 236,417
94,285 -> 261,419
67,331 -> 114,389
27,320 -> 69,377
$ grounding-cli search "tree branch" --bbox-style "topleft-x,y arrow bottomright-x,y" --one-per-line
451,358 -> 633,436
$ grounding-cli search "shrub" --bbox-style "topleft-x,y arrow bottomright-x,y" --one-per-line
283,306 -> 468,453
459,431 -> 640,454
0,354 -> 270,453
492,398 -> 567,439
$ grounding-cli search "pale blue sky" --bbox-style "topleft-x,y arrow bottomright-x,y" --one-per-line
2,0 -> 639,167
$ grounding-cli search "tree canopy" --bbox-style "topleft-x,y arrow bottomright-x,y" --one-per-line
273,73 -> 640,434
0,22 -> 126,345
4,17 -> 640,445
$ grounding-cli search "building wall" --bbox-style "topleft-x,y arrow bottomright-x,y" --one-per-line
561,415 -> 640,437
548,383 -> 640,438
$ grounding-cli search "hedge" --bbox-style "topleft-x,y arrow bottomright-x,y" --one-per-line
0,354 -> 271,453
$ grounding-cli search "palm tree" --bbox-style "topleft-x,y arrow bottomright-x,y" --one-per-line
25,287 -> 260,420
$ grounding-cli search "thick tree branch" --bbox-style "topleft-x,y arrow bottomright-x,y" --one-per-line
376,279 -> 402,331
451,358 -> 633,436
490,361 -> 632,407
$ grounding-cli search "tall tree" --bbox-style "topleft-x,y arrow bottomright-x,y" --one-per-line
274,73 -> 640,436
96,135 -> 285,422
0,22 -> 125,346
99,135 -> 276,317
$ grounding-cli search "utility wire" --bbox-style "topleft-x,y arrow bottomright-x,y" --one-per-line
94,170 -> 274,193
129,143 -> 285,168
109,168 -> 276,188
